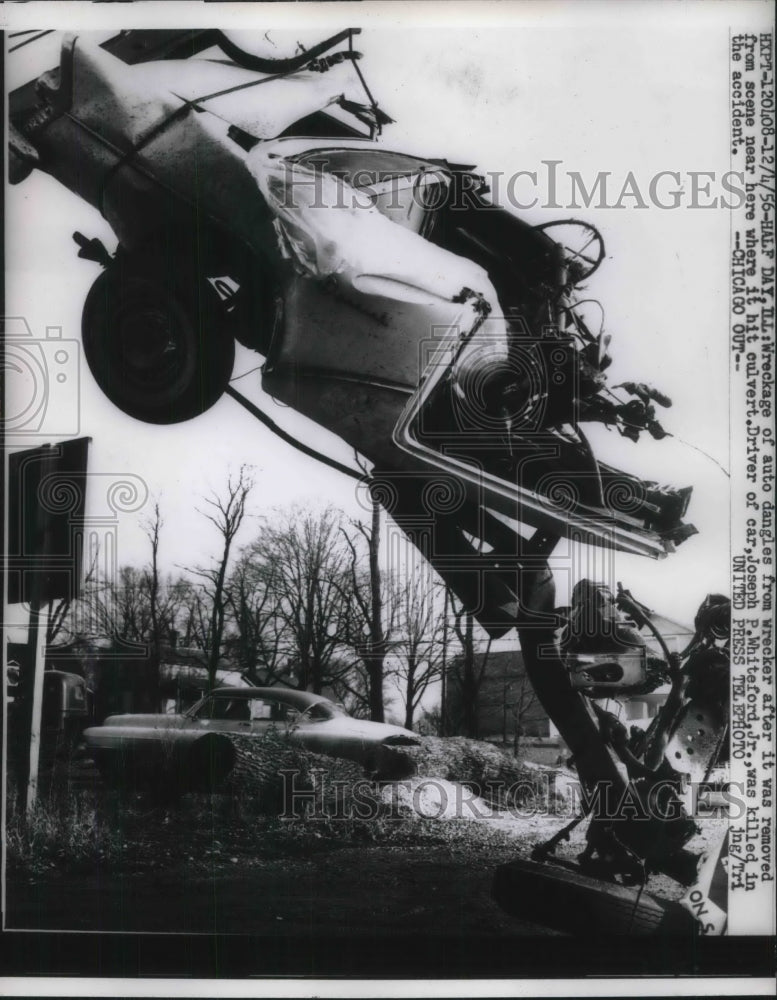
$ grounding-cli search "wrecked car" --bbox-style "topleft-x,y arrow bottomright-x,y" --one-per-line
9,28 -> 695,575
10,29 -> 726,932
83,686 -> 421,788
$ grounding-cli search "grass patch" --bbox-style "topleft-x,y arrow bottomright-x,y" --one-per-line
5,732 -> 555,878
5,776 -> 523,878
5,782 -> 130,875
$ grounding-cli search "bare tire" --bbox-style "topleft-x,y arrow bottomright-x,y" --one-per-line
493,859 -> 696,936
82,265 -> 235,424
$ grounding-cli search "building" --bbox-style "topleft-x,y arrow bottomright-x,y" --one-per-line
8,637 -> 249,723
445,635 -> 552,742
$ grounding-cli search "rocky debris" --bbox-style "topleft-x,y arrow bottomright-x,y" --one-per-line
409,735 -> 528,781
378,777 -> 499,820
404,735 -> 556,808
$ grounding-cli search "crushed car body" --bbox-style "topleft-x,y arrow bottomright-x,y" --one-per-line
10,30 -> 696,581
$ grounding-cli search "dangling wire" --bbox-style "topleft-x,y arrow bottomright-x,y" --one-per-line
225,386 -> 362,482
597,381 -> 730,476
664,434 -> 730,478
609,826 -> 649,932
348,29 -> 383,138
229,365 -> 264,383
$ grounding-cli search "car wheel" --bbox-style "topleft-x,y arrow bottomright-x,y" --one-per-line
493,858 -> 697,935
82,262 -> 235,424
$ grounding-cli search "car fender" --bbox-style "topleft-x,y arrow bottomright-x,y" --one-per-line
84,724 -> 236,787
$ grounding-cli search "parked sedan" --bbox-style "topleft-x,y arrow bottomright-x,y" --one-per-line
83,687 -> 422,790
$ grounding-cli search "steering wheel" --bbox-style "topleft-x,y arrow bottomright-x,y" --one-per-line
533,220 -> 605,281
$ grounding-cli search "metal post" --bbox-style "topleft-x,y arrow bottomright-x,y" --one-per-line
25,443 -> 58,813
25,598 -> 49,813
9,439 -> 90,813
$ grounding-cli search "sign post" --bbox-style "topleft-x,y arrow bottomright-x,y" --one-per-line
24,599 -> 49,812
7,438 -> 90,812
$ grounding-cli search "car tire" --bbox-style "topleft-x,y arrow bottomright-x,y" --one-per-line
493,858 -> 697,935
82,259 -> 235,424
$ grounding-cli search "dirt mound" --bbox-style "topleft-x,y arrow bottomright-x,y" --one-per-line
406,735 -> 551,808
223,730 -> 551,815
225,730 -> 364,811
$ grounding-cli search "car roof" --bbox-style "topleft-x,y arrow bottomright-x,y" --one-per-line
208,687 -> 333,710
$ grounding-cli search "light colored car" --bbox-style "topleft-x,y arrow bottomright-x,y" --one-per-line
8,30 -> 695,561
83,687 -> 422,788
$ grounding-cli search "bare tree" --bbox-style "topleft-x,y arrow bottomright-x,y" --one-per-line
320,654 -> 371,718
508,670 -> 539,754
339,494 -> 395,722
245,505 -> 350,694
187,466 -> 255,690
449,593 -> 492,738
107,565 -> 153,641
73,555 -> 192,647
44,543 -> 101,646
39,529 -> 136,647
391,568 -> 446,730
161,575 -> 197,642
225,550 -> 286,683
180,583 -> 211,651
45,596 -> 73,646
141,502 -> 163,704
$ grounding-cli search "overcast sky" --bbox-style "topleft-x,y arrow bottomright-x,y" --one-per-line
6,2 -> 760,642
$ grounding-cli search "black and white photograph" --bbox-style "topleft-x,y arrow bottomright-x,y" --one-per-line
2,0 -> 775,993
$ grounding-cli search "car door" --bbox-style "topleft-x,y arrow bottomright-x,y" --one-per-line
190,693 -> 293,738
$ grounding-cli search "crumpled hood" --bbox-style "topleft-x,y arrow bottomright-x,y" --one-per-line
249,148 -> 502,310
